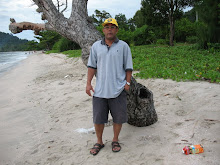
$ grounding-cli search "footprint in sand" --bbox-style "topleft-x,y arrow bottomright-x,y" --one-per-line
175,110 -> 187,116
200,119 -> 219,129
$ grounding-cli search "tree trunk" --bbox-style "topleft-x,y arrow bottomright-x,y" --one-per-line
169,0 -> 174,46
127,77 -> 157,126
9,0 -> 157,127
169,16 -> 174,46
196,10 -> 199,22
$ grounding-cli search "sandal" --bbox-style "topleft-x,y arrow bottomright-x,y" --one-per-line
112,141 -> 121,152
90,143 -> 105,156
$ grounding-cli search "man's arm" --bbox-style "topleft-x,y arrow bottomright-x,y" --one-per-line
86,68 -> 96,96
124,70 -> 132,91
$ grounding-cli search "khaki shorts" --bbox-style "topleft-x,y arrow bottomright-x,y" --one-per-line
92,90 -> 127,124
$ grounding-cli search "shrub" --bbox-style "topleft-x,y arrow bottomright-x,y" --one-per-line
175,18 -> 197,42
195,21 -> 209,49
207,43 -> 220,52
133,25 -> 156,46
186,36 -> 198,44
117,29 -> 133,45
156,39 -> 167,45
52,37 -> 80,52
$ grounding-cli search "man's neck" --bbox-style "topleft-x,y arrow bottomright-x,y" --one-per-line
105,38 -> 116,47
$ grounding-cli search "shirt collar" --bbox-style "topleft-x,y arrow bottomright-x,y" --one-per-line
101,37 -> 119,45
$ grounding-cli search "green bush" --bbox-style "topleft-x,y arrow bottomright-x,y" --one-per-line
36,31 -> 61,50
133,25 -> 156,46
175,18 -> 197,42
96,25 -> 104,35
207,43 -> 220,52
156,39 -> 167,45
195,21 -> 209,49
52,37 -> 80,52
117,29 -> 133,45
186,36 -> 198,44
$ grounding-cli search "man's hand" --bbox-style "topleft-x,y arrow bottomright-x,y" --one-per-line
124,84 -> 130,91
86,84 -> 94,96
86,68 -> 96,96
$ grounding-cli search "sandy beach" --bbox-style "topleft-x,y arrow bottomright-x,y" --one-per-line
0,52 -> 219,165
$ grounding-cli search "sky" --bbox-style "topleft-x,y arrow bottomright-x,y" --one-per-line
0,0 -> 142,41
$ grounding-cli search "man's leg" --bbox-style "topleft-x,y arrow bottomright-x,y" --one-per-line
91,96 -> 108,155
90,124 -> 105,155
109,90 -> 127,152
95,124 -> 105,144
112,123 -> 122,151
113,123 -> 122,142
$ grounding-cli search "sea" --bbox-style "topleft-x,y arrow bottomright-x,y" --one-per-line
0,51 -> 32,76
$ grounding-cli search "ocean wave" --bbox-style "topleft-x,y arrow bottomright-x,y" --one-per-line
0,51 -> 31,76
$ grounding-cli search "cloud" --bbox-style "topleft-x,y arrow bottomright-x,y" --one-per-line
0,0 -> 43,40
87,0 -> 141,18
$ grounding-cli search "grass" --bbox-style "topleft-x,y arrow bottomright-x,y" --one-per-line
45,50 -> 60,54
46,49 -> 81,58
61,50 -> 81,58
131,44 -> 220,83
46,44 -> 220,83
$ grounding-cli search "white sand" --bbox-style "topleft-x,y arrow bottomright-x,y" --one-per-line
0,52 -> 219,165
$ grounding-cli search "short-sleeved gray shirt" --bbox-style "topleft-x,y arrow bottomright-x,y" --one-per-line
87,38 -> 133,98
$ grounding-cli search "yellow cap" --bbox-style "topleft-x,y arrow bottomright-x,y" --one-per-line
102,18 -> 118,27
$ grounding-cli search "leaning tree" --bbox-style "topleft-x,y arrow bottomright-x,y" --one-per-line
9,0 -> 157,127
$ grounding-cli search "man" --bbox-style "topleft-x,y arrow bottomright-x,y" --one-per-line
86,18 -> 133,156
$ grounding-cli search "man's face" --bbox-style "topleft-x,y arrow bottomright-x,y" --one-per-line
103,23 -> 119,40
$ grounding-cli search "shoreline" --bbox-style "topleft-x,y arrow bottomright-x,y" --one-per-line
0,51 -> 36,77
0,52 -> 219,165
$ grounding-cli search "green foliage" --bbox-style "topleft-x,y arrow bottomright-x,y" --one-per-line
0,32 -> 29,51
90,10 -> 112,26
186,36 -> 198,44
115,13 -> 129,30
207,43 -> 220,52
26,40 -> 41,51
52,37 -> 80,52
184,7 -> 197,22
35,31 -> 61,50
96,25 -> 104,34
131,44 -> 220,83
117,29 -> 133,45
127,18 -> 136,31
175,18 -> 197,42
133,10 -> 145,28
137,0 -> 188,28
45,50 -> 60,54
219,3 -> 220,24
62,50 -> 81,58
156,39 -> 167,45
196,0 -> 220,48
195,21 -> 209,49
133,25 -> 156,46
46,49 -> 81,58
137,0 -> 191,46
139,0 -> 169,27
58,44 -> 220,83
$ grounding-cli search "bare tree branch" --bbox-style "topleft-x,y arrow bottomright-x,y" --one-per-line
9,18 -> 45,35
61,0 -> 68,13
56,0 -> 60,12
